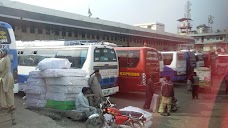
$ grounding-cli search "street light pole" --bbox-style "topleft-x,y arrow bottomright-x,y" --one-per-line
226,27 -> 228,53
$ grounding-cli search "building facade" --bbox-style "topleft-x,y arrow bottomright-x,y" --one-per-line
0,0 -> 194,51
189,32 -> 228,53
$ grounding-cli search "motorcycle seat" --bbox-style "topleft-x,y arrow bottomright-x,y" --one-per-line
120,111 -> 143,118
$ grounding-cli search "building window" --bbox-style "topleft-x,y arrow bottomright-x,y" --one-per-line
92,35 -> 95,39
129,38 -> 132,42
22,26 -> 27,33
201,36 -> 204,42
123,38 -> 126,42
102,36 -> 105,40
87,34 -> 90,39
115,37 -> 117,41
68,32 -> 72,37
107,36 -> 110,40
55,31 -> 59,36
46,29 -> 50,35
38,28 -> 43,34
62,31 -> 66,36
30,27 -> 35,33
82,33 -> 85,38
74,32 -> 78,37
96,35 -> 99,40
216,37 -> 219,40
220,37 -> 224,40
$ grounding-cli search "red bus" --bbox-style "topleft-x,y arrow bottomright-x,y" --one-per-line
114,47 -> 160,92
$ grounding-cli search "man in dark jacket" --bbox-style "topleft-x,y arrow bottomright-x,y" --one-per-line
143,75 -> 155,110
192,72 -> 200,100
160,76 -> 174,116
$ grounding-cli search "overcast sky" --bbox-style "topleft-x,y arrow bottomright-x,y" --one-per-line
12,0 -> 228,33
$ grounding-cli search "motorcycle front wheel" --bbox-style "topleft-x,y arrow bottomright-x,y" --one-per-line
85,116 -> 104,128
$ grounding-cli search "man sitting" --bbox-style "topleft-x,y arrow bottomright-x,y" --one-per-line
75,87 -> 97,118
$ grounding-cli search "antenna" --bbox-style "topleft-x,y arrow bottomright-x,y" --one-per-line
208,15 -> 214,33
185,1 -> 192,19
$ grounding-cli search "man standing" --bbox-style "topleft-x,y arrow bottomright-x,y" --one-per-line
143,75 -> 154,110
75,87 -> 97,117
0,48 -> 15,110
192,72 -> 200,100
88,70 -> 104,105
160,76 -> 174,116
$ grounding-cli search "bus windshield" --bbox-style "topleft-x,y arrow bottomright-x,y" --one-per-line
116,50 -> 140,68
94,48 -> 117,62
0,27 -> 11,44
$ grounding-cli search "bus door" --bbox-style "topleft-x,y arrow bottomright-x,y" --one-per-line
196,53 -> 204,67
186,51 -> 196,78
145,50 -> 160,86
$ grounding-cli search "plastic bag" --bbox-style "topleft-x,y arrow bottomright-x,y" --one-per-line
26,99 -> 47,107
26,93 -> 46,100
37,58 -> 71,71
41,69 -> 87,78
47,85 -> 87,93
25,86 -> 47,94
29,71 -> 43,78
46,92 -> 78,101
27,78 -> 46,86
45,77 -> 88,86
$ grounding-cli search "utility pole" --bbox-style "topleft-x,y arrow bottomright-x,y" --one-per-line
226,27 -> 228,53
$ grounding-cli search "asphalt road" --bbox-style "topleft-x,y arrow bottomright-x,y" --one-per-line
1,76 -> 228,128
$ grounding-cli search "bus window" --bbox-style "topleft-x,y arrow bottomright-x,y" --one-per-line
116,50 -> 128,67
188,52 -> 196,60
94,48 -> 117,62
196,55 -> 204,61
127,50 -> 140,67
0,27 -> 11,44
56,48 -> 88,68
177,53 -> 185,61
162,53 -> 173,65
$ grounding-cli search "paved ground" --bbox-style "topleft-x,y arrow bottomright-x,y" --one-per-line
1,76 -> 228,128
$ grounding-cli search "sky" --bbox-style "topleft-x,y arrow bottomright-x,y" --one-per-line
10,0 -> 228,33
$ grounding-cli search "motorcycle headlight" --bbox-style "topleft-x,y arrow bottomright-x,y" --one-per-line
99,103 -> 103,108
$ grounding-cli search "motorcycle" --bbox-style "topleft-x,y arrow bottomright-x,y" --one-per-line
85,97 -> 146,128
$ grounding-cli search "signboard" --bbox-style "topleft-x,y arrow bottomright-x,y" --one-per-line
0,28 -> 9,44
194,67 -> 211,87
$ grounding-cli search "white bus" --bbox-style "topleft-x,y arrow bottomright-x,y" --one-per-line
17,44 -> 119,96
0,21 -> 19,93
161,51 -> 186,81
